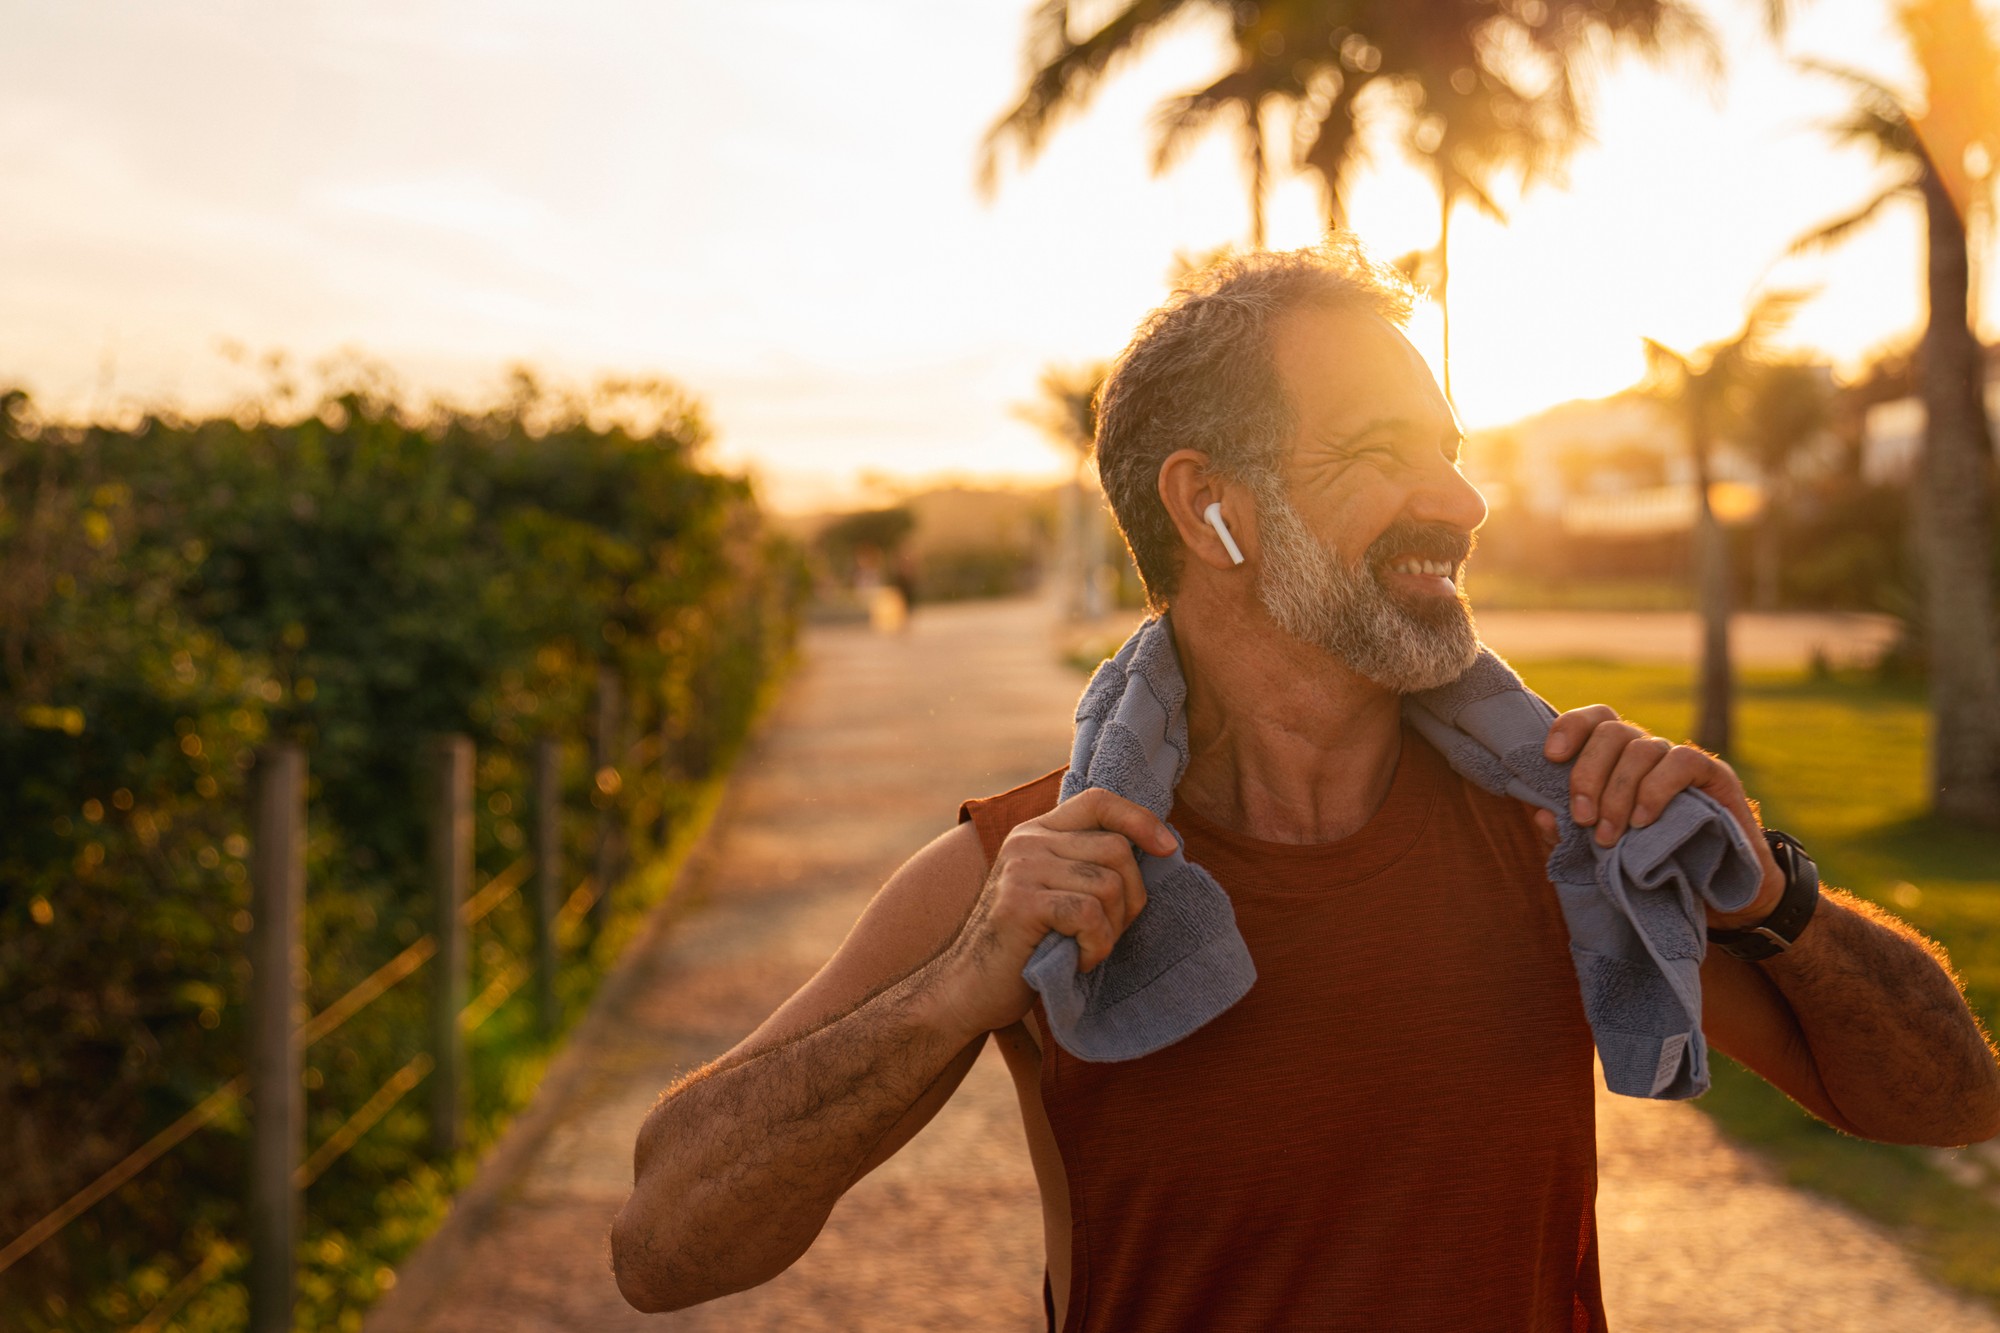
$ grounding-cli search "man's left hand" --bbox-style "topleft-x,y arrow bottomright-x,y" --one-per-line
1533,706 -> 1784,928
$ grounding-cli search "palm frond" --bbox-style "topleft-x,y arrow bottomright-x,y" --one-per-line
1794,57 -> 1904,107
1786,184 -> 1913,255
1299,78 -> 1366,228
1794,58 -> 1919,158
1149,67 -> 1266,173
1583,0 -> 1724,86
1451,169 -> 1508,223
978,0 -> 1205,193
1761,0 -> 1802,40
1640,338 -> 1692,394
1724,287 -> 1814,363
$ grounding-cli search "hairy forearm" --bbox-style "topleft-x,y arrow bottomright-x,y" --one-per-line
1762,890 -> 2000,1145
611,965 -> 976,1312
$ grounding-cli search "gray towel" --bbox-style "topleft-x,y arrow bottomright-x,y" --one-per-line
1023,618 -> 1258,1060
1403,651 -> 1762,1098
1032,615 -> 1764,1100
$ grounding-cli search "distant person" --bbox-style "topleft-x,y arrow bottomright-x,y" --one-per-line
613,240 -> 2000,1330
853,545 -> 906,634
889,550 -> 919,623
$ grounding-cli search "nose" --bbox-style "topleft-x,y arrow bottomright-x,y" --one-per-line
1411,452 -> 1489,537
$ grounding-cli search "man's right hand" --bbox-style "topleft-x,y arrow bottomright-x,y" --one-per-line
926,787 -> 1175,1039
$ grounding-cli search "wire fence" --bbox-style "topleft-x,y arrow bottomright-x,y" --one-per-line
1,676 -> 659,1332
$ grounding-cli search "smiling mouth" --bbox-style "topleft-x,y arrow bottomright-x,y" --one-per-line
1375,555 -> 1463,597
1384,557 -> 1457,580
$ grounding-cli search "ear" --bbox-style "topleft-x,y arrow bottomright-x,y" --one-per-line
1158,449 -> 1255,573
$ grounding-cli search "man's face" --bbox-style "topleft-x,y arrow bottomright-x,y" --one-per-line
1252,304 -> 1488,692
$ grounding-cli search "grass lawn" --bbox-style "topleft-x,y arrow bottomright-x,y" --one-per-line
1518,657 -> 2000,1309
1465,572 -> 1692,612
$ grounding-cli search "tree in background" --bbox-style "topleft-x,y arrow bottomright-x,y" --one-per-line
1793,0 -> 2000,824
1017,363 -> 1112,619
1737,359 -> 1834,610
980,0 -> 1710,395
814,507 -> 916,582
1642,291 -> 1802,756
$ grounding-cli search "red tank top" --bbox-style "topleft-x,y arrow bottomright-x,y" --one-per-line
960,728 -> 1603,1332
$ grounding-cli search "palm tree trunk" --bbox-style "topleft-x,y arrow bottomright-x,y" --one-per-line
1754,469 -> 1782,611
1691,430 -> 1734,756
1437,183 -> 1454,404
1917,166 -> 2000,824
1247,107 -> 1267,250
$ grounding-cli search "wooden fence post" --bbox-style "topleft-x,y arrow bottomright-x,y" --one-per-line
590,665 -> 623,930
532,736 -> 561,1037
248,744 -> 305,1333
655,700 -> 674,847
428,735 -> 473,1158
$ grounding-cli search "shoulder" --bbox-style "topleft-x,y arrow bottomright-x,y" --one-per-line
799,763 -> 1069,1003
958,766 -> 1068,867
1408,730 -> 1548,870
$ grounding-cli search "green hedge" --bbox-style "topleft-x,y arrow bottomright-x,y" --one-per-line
0,378 -> 804,1330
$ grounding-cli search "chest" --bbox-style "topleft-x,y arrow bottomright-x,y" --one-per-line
1040,802 -> 1594,1160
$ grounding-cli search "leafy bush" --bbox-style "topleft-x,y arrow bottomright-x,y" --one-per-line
0,376 -> 802,1330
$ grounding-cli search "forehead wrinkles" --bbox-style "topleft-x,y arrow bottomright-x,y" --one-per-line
1271,306 -> 1447,451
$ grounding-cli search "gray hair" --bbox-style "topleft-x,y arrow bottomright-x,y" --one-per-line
1093,235 -> 1415,606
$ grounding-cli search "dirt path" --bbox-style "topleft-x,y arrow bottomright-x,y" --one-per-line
368,597 -> 1991,1333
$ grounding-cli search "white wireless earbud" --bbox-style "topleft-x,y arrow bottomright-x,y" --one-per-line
1203,502 -> 1246,566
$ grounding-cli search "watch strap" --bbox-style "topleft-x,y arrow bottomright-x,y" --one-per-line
1707,828 -> 1820,962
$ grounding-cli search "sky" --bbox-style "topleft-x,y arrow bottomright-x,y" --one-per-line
0,0 -> 1989,510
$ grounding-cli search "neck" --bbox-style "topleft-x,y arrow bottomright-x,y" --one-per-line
1167,582 -> 1405,845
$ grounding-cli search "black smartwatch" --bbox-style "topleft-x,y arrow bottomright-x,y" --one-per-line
1707,828 -> 1820,962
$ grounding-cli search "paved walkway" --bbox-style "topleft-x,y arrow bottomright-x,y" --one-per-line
1474,609 -> 1901,670
368,598 -> 1993,1332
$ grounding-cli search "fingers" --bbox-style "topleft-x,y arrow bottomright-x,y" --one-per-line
1530,807 -> 1559,851
1543,704 -> 1618,764
1043,787 -> 1177,857
1590,735 -> 1674,846
1041,851 -> 1140,943
1541,707 -> 1782,907
996,815 -> 1153,973
1562,713 -> 1648,830
1044,887 -> 1121,971
1638,750 -> 1784,906
1049,830 -> 1149,967
1629,746 -> 1721,831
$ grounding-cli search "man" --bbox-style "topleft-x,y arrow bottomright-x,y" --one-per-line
611,240 -> 2000,1330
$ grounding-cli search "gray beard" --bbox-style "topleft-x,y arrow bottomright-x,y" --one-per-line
1253,489 -> 1479,693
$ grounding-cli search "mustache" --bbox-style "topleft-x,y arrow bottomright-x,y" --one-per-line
1364,520 -> 1476,570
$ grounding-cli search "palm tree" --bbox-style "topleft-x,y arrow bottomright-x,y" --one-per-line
1793,0 -> 2000,824
1149,59 -> 1294,250
978,1 -> 1287,248
1642,292 -> 1803,756
980,1 -> 1709,396
1737,360 -> 1833,610
1393,64 -> 1576,400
